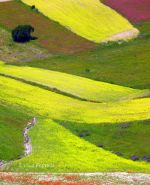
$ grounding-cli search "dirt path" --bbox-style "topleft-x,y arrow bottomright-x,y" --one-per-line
24,117 -> 37,156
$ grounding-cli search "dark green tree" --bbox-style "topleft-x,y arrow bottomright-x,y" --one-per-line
12,25 -> 34,43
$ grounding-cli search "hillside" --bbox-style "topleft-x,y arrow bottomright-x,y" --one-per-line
0,0 -> 150,183
0,75 -> 150,173
21,0 -> 139,42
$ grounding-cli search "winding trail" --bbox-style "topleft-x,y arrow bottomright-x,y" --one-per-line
24,117 -> 37,156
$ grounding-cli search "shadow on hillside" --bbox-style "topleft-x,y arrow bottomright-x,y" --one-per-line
55,119 -> 150,162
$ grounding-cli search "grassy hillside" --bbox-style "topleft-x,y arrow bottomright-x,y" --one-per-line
61,119 -> 150,161
0,61 -> 149,103
22,0 -> 138,43
18,22 -> 150,89
0,1 -> 95,54
0,0 -> 149,175
7,119 -> 150,173
0,76 -> 150,172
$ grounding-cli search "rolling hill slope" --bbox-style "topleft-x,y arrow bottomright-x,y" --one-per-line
6,119 -> 150,173
0,76 -> 150,173
0,0 -> 149,176
21,0 -> 139,43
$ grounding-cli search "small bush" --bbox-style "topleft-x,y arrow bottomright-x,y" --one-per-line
31,5 -> 39,12
31,5 -> 35,10
12,25 -> 34,43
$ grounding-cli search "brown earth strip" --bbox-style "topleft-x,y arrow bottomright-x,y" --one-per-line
0,1 -> 96,54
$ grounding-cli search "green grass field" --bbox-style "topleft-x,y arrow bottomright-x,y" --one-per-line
0,76 -> 150,173
0,0 -> 149,175
22,0 -> 138,43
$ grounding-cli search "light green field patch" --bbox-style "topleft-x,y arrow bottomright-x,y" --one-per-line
0,61 -> 148,102
21,0 -> 138,43
6,119 -> 150,173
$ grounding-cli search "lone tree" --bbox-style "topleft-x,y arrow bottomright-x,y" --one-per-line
12,25 -> 35,43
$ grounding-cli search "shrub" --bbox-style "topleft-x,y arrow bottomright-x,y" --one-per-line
31,5 -> 39,12
31,5 -> 35,10
12,25 -> 34,43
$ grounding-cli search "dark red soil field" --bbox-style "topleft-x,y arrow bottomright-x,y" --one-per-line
0,1 -> 96,54
104,0 -> 150,23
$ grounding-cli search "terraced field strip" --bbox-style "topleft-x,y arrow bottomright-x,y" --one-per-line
103,0 -> 150,23
0,1 -> 95,54
22,0 -> 139,43
0,61 -> 149,103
